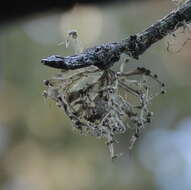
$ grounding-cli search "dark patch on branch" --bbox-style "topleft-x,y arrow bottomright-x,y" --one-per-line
41,0 -> 191,70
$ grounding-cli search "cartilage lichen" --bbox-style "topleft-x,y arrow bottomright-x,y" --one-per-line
43,64 -> 165,159
41,0 -> 191,159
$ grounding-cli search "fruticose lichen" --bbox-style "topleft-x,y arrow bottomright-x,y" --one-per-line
42,30 -> 165,159
42,64 -> 165,159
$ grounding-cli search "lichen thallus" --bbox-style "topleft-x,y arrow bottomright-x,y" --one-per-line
42,31 -> 166,160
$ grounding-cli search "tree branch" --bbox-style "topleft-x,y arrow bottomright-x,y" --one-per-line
41,0 -> 191,70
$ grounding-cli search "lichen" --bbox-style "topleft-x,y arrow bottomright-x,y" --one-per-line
42,64 -> 165,159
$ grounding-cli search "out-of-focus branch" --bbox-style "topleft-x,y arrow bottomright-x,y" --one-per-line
1,0 -> 141,24
41,0 -> 191,70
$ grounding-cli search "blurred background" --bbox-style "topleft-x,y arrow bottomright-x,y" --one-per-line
0,0 -> 191,189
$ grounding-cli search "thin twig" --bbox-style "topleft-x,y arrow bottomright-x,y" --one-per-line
41,0 -> 191,70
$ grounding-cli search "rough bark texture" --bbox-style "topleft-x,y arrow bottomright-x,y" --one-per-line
41,0 -> 191,70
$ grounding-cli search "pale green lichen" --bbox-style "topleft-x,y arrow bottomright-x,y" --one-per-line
43,65 -> 165,159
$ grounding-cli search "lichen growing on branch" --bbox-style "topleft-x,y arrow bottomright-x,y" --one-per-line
41,0 -> 191,159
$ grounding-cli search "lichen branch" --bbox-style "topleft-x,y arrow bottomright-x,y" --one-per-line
43,65 -> 165,159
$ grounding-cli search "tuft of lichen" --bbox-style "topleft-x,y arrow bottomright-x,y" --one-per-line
42,64 -> 165,159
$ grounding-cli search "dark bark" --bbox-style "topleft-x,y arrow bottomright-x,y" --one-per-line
41,0 -> 191,70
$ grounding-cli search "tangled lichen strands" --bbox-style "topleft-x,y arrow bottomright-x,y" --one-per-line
43,63 -> 165,159
40,1 -> 191,159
